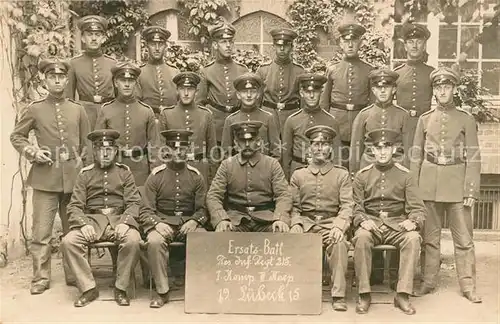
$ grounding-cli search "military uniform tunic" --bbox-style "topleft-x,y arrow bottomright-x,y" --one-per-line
61,162 -> 142,293
137,62 -> 180,115
350,103 -> 411,173
221,108 -> 280,159
195,58 -> 248,142
282,108 -> 341,179
95,97 -> 158,186
65,51 -> 116,130
256,60 -> 305,133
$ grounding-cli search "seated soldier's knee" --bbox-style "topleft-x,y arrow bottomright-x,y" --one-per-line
147,232 -> 167,251
402,231 -> 422,247
121,230 -> 141,250
60,230 -> 78,249
353,228 -> 373,246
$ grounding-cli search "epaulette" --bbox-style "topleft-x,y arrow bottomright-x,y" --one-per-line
393,63 -> 406,71
187,164 -> 201,175
394,163 -> 409,173
166,62 -> 179,70
288,109 -> 302,119
69,53 -> 83,61
227,110 -> 239,117
101,99 -> 115,109
394,104 -> 408,113
456,107 -> 473,117
333,164 -> 348,171
322,109 -> 335,118
234,60 -> 247,68
420,108 -> 435,117
258,108 -> 273,116
162,105 -> 175,111
116,162 -> 130,171
292,61 -> 305,69
139,62 -> 147,68
104,54 -> 117,61
359,103 -> 375,113
197,105 -> 212,114
356,164 -> 374,175
258,60 -> 272,68
79,163 -> 94,174
27,98 -> 45,108
204,60 -> 215,67
151,164 -> 166,175
68,98 -> 84,107
138,100 -> 154,111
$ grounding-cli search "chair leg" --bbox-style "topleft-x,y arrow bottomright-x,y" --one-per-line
87,247 -> 92,266
383,250 -> 391,291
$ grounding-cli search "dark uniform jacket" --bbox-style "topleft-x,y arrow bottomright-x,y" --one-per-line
394,61 -> 434,118
256,59 -> 304,106
137,62 -> 180,112
67,162 -> 141,239
95,97 -> 159,186
410,105 -> 481,202
207,152 -> 292,227
320,58 -> 374,142
290,163 -> 353,232
10,95 -> 91,193
138,163 -> 208,234
352,162 -> 426,231
65,52 -> 116,103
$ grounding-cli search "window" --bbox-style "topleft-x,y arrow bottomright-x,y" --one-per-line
391,0 -> 500,96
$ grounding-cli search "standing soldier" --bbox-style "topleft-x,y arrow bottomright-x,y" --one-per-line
282,73 -> 341,179
95,61 -> 158,187
221,72 -> 280,159
159,72 -> 217,186
10,57 -> 91,294
352,129 -> 425,315
195,20 -> 248,144
350,69 -> 410,174
66,15 -> 116,131
289,126 -> 353,311
320,22 -> 374,168
256,28 -> 304,134
411,67 -> 482,303
207,121 -> 292,233
394,23 -> 434,142
139,130 -> 208,308
61,129 -> 142,307
137,26 -> 180,119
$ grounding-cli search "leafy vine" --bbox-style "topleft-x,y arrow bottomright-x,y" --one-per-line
177,0 -> 229,44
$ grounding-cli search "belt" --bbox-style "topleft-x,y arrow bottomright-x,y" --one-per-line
86,207 -> 124,216
292,155 -> 308,164
120,147 -> 148,158
207,99 -> 239,113
365,208 -> 405,218
302,210 -> 338,221
47,148 -> 77,161
79,96 -> 113,104
425,152 -> 464,166
157,209 -> 194,217
262,100 -> 300,111
330,102 -> 367,111
227,202 -> 275,213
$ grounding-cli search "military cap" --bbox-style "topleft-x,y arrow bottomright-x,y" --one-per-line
77,15 -> 108,32
297,73 -> 327,90
366,128 -> 400,146
111,61 -> 141,79
231,121 -> 263,140
369,68 -> 399,86
233,72 -> 263,91
269,28 -> 298,45
430,67 -> 460,86
173,71 -> 201,87
338,23 -> 366,40
87,129 -> 120,147
38,57 -> 70,74
208,21 -> 236,39
161,129 -> 193,148
401,23 -> 431,40
142,26 -> 171,42
305,125 -> 337,143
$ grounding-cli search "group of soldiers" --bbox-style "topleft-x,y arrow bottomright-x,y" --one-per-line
10,13 -> 483,314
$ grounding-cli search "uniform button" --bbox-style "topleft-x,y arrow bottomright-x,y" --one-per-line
126,130 -> 130,134
176,173 -> 179,176
176,179 -> 179,182
185,121 -> 189,125
125,137 -> 129,140
126,110 -> 129,114
58,122 -> 62,125
126,117 -> 130,120
57,115 -> 61,119
104,198 -> 108,201
59,129 -> 63,133
176,186 -> 180,190
126,124 -> 129,127
60,137 -> 64,141
186,115 -> 190,119
55,103 -> 59,106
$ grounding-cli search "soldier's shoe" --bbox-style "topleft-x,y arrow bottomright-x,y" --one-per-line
30,283 -> 49,295
412,285 -> 434,297
332,297 -> 347,311
394,293 -> 416,315
355,293 -> 371,314
463,291 -> 482,303
150,292 -> 170,308
74,288 -> 99,307
114,288 -> 130,306
66,280 -> 77,287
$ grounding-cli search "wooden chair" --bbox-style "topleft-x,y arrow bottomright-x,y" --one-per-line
371,244 -> 399,304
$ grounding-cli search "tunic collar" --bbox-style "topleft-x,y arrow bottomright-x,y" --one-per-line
308,161 -> 334,175
237,151 -> 262,167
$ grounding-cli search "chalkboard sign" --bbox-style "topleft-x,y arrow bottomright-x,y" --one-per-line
184,232 -> 323,315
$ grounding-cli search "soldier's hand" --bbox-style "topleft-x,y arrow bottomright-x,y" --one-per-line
329,227 -> 344,244
179,219 -> 199,235
215,220 -> 233,232
289,224 -> 304,233
272,221 -> 290,233
34,149 -> 53,164
115,223 -> 130,240
80,225 -> 97,242
360,220 -> 381,233
155,222 -> 174,240
463,197 -> 476,208
398,220 -> 417,232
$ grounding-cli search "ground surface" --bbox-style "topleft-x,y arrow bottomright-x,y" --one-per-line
1,239 -> 499,323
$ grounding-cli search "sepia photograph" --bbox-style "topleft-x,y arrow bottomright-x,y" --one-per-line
0,0 -> 499,322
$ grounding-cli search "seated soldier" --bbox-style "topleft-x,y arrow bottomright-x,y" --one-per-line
352,128 -> 425,315
207,120 -> 292,232
61,129 -> 142,307
139,129 -> 208,308
289,125 -> 353,312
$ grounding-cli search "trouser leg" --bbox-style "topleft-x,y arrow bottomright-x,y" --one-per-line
328,239 -> 349,297
114,228 -> 141,291
353,228 -> 379,294
147,230 -> 170,294
422,201 -> 444,288
61,229 -> 96,293
59,193 -> 76,283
